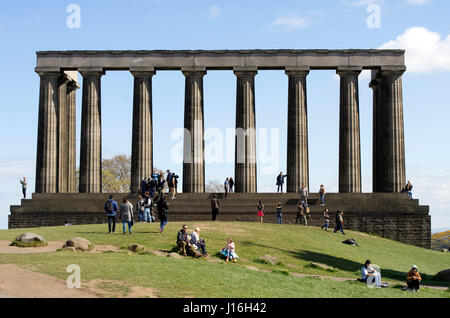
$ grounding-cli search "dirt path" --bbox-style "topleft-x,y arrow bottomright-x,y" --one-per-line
0,240 -> 64,254
0,264 -> 98,298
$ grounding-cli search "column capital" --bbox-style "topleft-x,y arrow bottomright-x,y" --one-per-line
233,67 -> 258,77
380,65 -> 406,76
130,67 -> 155,78
78,67 -> 105,78
285,66 -> 310,77
181,67 -> 206,77
35,69 -> 62,79
337,66 -> 362,76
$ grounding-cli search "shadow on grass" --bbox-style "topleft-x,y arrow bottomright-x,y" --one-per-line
241,241 -> 449,286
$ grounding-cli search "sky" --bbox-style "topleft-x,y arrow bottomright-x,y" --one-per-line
0,0 -> 449,231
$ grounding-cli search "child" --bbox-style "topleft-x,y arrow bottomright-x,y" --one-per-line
276,202 -> 283,224
321,208 -> 330,231
220,238 -> 238,263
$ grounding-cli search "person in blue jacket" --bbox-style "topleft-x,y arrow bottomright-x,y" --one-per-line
104,195 -> 119,233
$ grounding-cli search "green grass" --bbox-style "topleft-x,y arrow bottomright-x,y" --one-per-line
0,222 -> 449,298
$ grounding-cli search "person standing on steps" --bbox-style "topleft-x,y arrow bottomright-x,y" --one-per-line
276,202 -> 283,224
295,201 -> 304,225
211,194 -> 220,221
276,172 -> 287,193
228,177 -> 234,193
257,200 -> 265,223
224,178 -> 229,198
319,184 -> 326,206
104,195 -> 118,234
136,195 -> 146,223
299,185 -> 308,210
20,177 -> 27,198
144,191 -> 153,223
157,194 -> 169,233
119,198 -> 134,235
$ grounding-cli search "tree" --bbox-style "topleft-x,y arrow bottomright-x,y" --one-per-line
205,179 -> 223,193
102,155 -> 131,193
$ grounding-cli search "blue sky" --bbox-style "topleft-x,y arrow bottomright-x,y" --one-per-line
0,0 -> 449,231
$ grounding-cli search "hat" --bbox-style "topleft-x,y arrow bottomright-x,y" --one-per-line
411,265 -> 418,270
195,227 -> 200,232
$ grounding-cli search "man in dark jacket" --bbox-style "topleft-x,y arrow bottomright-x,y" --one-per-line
157,194 -> 169,233
177,224 -> 189,256
211,195 -> 220,221
276,172 -> 287,193
104,195 -> 119,233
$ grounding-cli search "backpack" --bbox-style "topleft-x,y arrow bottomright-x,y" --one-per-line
305,206 -> 310,214
106,200 -> 114,213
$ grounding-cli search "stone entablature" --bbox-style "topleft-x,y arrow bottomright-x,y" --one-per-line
36,49 -> 405,71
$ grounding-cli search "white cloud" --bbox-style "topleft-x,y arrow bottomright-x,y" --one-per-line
380,26 -> 450,73
209,5 -> 221,19
270,14 -> 312,31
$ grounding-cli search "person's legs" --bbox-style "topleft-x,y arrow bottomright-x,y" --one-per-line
128,221 -> 132,234
160,219 -> 168,232
303,215 -> 307,226
23,188 -> 26,198
112,216 -> 116,233
340,223 -> 345,234
177,241 -> 187,255
321,194 -> 325,205
122,221 -> 127,234
107,216 -> 112,233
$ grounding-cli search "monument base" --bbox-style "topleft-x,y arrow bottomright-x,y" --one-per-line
9,192 -> 430,248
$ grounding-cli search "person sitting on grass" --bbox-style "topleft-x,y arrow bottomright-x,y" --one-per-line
360,259 -> 382,287
176,225 -> 200,258
406,265 -> 422,292
191,227 -> 208,256
220,238 -> 238,263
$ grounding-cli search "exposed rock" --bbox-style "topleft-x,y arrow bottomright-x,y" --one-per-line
15,233 -> 45,243
434,269 -> 450,281
168,252 -> 183,259
307,262 -> 337,272
258,255 -> 279,265
63,237 -> 93,251
128,244 -> 145,253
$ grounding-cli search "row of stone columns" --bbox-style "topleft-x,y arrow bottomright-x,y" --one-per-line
35,67 -> 406,194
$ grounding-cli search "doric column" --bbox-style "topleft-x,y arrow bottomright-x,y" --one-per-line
66,78 -> 79,193
57,76 -> 69,193
35,70 -> 60,193
370,71 -> 382,193
234,67 -> 257,193
375,67 -> 406,192
338,66 -> 362,193
79,68 -> 104,193
286,67 -> 310,193
182,67 -> 206,193
130,68 -> 155,193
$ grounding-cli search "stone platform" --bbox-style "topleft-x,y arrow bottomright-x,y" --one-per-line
9,193 -> 430,248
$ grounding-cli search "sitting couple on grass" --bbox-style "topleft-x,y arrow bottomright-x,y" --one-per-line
360,260 -> 389,288
176,224 -> 208,257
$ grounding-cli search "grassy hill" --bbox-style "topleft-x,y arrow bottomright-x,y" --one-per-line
432,230 -> 450,251
0,222 -> 449,298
